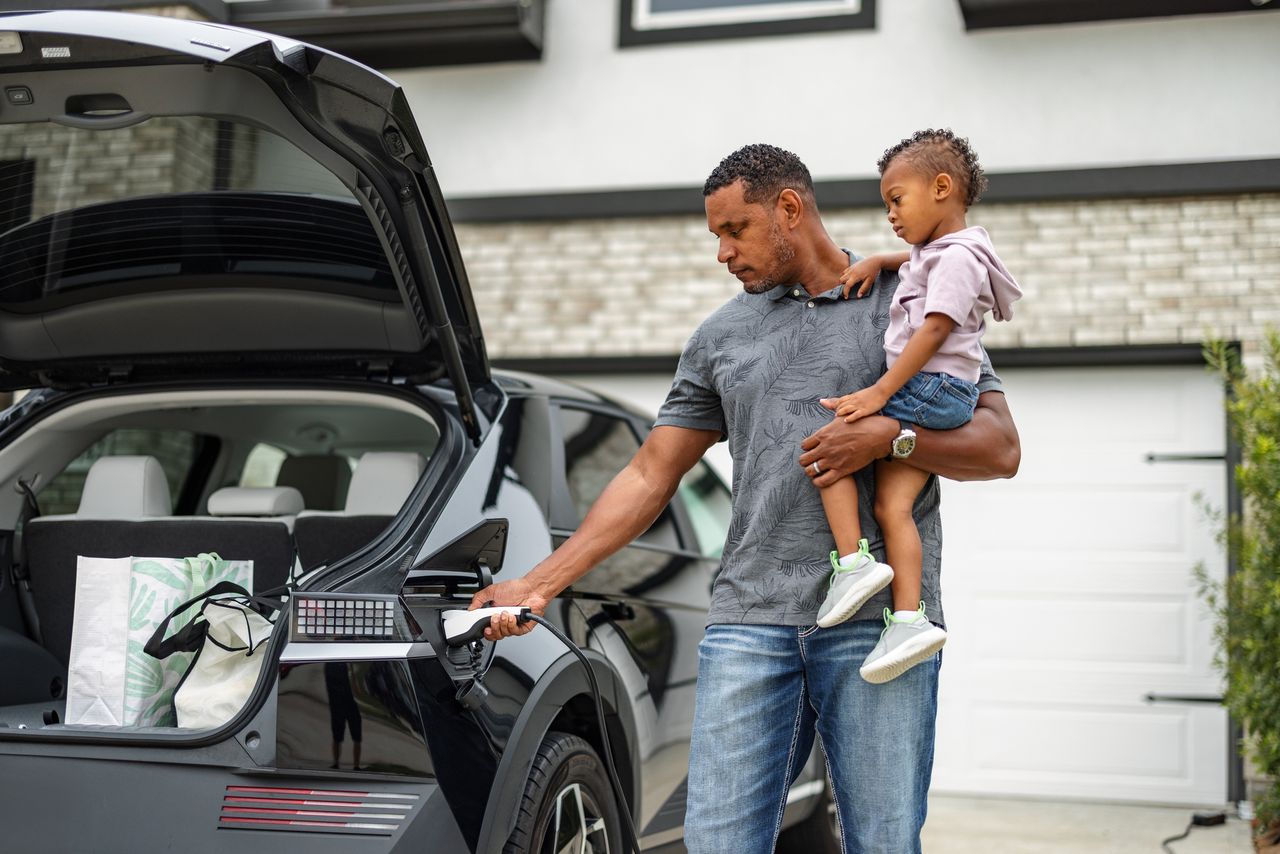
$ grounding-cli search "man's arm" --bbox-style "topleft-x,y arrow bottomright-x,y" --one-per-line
469,424 -> 720,639
798,390 -> 1020,486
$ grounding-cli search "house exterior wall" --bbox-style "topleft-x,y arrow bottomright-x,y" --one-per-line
457,193 -> 1280,362
398,0 -> 1280,198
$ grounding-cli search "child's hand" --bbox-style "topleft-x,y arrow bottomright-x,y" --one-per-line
839,256 -> 883,299
832,387 -> 890,423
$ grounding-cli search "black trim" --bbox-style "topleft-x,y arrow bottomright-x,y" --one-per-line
230,0 -> 544,69
497,344 -> 1211,376
447,158 -> 1280,223
40,0 -> 230,21
957,0 -> 1277,30
618,0 -> 875,47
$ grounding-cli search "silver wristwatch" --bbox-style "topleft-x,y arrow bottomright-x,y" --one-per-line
887,423 -> 917,460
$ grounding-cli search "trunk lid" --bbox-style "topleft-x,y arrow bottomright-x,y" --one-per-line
0,11 -> 486,436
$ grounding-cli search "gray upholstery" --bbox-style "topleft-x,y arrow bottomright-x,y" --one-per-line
275,455 -> 351,511
293,452 -> 423,571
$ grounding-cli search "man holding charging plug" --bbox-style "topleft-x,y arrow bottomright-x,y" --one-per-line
470,144 -> 1020,853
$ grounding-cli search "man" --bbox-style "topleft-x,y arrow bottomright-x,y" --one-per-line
471,144 -> 1020,853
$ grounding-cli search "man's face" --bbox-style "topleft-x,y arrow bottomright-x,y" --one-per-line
705,181 -> 796,294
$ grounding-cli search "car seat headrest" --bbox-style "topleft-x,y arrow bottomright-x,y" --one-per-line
344,452 -> 425,515
76,455 -> 171,518
207,486 -> 304,517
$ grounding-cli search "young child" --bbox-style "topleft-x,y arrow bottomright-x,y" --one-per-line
814,129 -> 1022,684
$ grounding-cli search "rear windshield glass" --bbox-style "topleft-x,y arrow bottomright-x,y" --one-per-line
0,117 -> 396,310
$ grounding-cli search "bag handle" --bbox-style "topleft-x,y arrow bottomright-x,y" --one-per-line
144,580 -> 254,660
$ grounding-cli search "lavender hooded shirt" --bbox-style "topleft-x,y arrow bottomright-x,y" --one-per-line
885,226 -> 1022,383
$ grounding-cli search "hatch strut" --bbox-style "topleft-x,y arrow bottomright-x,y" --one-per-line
397,186 -> 481,445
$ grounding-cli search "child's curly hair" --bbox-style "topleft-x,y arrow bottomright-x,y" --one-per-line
878,129 -> 988,209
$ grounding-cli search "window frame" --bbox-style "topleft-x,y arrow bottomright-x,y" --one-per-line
618,0 -> 875,47
548,400 -> 700,556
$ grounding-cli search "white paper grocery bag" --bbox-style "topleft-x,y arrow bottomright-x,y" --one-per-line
66,556 -> 133,726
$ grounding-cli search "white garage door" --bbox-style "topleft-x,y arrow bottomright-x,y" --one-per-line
933,365 -> 1229,806
562,364 -> 1230,807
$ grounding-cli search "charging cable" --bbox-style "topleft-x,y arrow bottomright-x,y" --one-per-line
519,612 -> 642,854
1160,810 -> 1227,852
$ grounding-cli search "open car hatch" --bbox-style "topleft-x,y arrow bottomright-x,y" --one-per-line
0,11 -> 487,439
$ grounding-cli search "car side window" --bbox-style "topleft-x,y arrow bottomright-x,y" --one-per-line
556,406 -> 681,549
677,460 -> 732,559
37,428 -> 201,516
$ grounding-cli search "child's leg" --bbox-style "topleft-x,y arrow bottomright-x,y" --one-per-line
872,460 -> 931,612
815,477 -> 893,628
818,476 -> 862,559
860,459 -> 947,683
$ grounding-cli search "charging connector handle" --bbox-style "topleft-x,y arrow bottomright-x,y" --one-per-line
441,606 -> 529,647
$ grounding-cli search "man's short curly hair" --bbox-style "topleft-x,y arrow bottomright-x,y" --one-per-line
878,129 -> 988,209
703,143 -> 814,206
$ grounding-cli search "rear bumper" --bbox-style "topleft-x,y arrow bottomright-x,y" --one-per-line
0,750 -> 467,853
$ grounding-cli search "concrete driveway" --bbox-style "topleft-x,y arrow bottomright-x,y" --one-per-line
922,795 -> 1254,853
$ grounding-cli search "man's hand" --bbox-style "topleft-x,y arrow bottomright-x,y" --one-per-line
798,413 -> 898,487
468,576 -> 551,641
839,257 -> 882,299
831,387 -> 890,423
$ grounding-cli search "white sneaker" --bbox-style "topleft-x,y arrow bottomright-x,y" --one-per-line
815,539 -> 893,628
859,604 -> 947,684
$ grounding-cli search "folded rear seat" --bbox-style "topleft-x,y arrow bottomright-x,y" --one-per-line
24,457 -> 297,666
293,452 -> 424,572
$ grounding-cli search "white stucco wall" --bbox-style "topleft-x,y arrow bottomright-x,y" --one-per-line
393,0 -> 1280,197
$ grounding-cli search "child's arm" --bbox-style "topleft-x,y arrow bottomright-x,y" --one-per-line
831,312 -> 956,422
839,251 -> 910,299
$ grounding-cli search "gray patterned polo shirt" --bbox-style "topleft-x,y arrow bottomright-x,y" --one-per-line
655,255 -> 1002,627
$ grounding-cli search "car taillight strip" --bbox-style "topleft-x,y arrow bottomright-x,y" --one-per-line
220,816 -> 398,831
226,785 -> 418,801
224,806 -> 396,820
219,785 -> 418,836
226,796 -> 411,811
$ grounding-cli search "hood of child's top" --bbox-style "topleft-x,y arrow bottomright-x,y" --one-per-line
0,11 -> 487,417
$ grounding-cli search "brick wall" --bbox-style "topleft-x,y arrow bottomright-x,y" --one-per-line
455,193 -> 1280,362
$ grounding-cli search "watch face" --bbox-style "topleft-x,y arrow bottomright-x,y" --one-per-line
893,433 -> 916,457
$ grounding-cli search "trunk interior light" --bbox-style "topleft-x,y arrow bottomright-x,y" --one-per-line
292,594 -> 417,642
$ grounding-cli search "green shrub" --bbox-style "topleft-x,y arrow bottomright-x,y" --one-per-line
1200,331 -> 1280,833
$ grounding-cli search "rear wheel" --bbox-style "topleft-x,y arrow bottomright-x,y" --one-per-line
505,731 -> 622,854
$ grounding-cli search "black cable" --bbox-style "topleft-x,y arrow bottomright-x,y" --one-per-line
1160,821 -> 1192,853
524,613 -> 642,854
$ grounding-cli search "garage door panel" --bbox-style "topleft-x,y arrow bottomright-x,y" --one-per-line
951,485 -> 1208,553
935,702 -> 1227,802
935,365 -> 1228,806
953,558 -> 1217,598
968,597 -> 1189,666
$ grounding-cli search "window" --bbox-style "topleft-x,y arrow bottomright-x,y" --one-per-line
37,429 -> 201,516
557,407 -> 681,549
0,117 -> 396,312
239,443 -> 288,488
677,460 -> 733,559
619,0 -> 874,46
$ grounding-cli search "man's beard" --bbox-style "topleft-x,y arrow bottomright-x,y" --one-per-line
741,219 -> 796,295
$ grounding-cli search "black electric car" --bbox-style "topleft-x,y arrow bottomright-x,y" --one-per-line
0,11 -> 836,852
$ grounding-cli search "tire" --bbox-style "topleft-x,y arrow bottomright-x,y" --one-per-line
504,731 -> 623,854
775,780 -> 840,854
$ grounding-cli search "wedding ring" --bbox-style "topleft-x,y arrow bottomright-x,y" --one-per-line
811,461 -> 822,475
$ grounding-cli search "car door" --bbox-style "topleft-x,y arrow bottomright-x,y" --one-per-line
548,400 -> 728,851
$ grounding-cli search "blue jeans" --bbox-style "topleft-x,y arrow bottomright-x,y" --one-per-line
685,621 -> 939,854
881,371 -> 978,430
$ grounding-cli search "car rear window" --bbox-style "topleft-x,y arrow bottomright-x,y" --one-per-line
0,116 -> 396,310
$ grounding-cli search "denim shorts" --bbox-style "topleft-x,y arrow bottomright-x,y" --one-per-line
881,370 -> 979,430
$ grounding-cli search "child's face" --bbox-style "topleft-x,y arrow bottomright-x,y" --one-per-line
880,158 -> 954,246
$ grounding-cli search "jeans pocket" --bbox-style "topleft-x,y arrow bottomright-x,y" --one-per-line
939,376 -> 979,407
